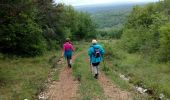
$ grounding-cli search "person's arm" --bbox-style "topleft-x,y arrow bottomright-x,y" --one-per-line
70,44 -> 75,51
100,45 -> 105,55
88,46 -> 92,56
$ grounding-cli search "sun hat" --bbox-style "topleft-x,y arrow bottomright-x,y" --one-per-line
92,39 -> 97,44
66,38 -> 70,42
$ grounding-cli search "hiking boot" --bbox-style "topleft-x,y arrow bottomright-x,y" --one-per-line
69,64 -> 72,68
94,74 -> 98,79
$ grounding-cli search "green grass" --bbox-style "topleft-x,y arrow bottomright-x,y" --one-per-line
100,40 -> 132,90
73,41 -> 91,52
100,53 -> 148,100
0,51 -> 61,100
103,40 -> 170,99
101,61 -> 130,90
120,54 -> 170,98
72,49 -> 106,100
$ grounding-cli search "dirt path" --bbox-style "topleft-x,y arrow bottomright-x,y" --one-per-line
98,73 -> 132,100
41,51 -> 132,100
84,54 -> 133,100
43,52 -> 83,100
45,67 -> 78,100
83,53 -> 133,100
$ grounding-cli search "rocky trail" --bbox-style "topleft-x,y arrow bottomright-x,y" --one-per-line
98,73 -> 132,100
39,52 -> 134,100
44,66 -> 78,100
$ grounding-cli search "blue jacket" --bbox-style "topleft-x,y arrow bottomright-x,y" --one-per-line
88,44 -> 105,63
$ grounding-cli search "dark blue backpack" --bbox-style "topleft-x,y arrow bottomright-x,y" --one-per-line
92,46 -> 100,58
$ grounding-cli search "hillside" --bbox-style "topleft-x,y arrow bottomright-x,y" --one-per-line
75,3 -> 146,28
1,0 -> 170,100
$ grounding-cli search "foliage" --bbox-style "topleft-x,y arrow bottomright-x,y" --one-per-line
0,0 -> 96,56
72,12 -> 97,40
158,22 -> 170,62
97,27 -> 123,39
120,1 -> 170,62
103,40 -> 170,98
89,4 -> 133,28
87,4 -> 133,39
0,0 -> 45,56
72,44 -> 106,100
0,51 -> 61,99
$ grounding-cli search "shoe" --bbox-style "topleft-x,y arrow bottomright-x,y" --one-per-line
94,74 -> 98,79
69,64 -> 72,68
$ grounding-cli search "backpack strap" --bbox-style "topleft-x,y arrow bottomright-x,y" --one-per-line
89,46 -> 94,56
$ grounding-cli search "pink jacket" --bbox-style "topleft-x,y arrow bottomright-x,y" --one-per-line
63,42 -> 74,51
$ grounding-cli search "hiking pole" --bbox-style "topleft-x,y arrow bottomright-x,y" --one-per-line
89,58 -> 92,74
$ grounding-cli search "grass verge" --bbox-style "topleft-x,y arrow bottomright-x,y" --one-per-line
72,48 -> 106,100
0,50 -> 61,100
102,40 -> 170,99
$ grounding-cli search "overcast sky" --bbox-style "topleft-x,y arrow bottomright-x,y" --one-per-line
55,0 -> 159,6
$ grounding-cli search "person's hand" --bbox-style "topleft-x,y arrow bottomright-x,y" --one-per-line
88,57 -> 90,61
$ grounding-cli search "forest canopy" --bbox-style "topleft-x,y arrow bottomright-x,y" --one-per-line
0,0 -> 96,56
120,0 -> 170,62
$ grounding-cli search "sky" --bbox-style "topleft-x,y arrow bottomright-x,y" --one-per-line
55,0 -> 159,6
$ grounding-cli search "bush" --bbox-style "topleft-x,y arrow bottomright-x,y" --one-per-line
0,19 -> 46,56
158,22 -> 170,62
103,40 -> 125,60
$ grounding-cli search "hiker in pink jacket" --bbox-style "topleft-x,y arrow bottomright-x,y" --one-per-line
62,38 -> 74,68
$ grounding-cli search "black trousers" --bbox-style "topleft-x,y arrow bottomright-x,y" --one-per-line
92,62 -> 100,66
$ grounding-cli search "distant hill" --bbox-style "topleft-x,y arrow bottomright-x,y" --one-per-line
74,3 -> 146,28
74,3 -> 144,13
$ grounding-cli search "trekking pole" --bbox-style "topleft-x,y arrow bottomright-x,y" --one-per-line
89,59 -> 92,74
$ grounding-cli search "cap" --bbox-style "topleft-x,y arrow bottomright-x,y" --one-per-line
66,38 -> 70,41
92,39 -> 97,44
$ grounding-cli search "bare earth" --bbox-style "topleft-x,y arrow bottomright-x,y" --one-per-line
45,67 -> 79,100
43,52 -> 86,100
43,52 -> 132,100
98,73 -> 132,100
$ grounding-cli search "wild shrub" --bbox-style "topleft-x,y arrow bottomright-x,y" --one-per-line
120,1 -> 170,62
158,22 -> 170,62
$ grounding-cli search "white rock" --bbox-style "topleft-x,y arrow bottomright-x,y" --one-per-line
120,74 -> 125,78
143,89 -> 147,92
159,93 -> 165,99
39,95 -> 45,100
124,77 -> 129,81
136,87 -> 147,94
119,74 -> 129,81
136,87 -> 143,94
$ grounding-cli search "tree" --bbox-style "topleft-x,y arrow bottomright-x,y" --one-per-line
0,0 -> 45,56
158,22 -> 170,62
120,0 -> 170,62
0,1 -> 97,56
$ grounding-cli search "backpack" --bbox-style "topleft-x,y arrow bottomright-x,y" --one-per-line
92,46 -> 100,58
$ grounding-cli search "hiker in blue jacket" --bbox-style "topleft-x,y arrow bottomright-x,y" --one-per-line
88,39 -> 105,79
